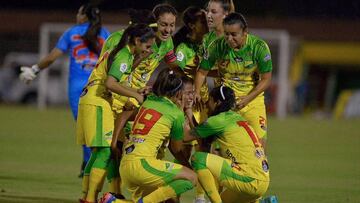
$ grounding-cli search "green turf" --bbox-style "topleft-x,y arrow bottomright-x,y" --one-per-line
0,105 -> 359,202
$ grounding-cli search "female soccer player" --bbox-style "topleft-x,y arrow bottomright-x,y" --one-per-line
186,86 -> 270,203
195,13 -> 273,149
19,4 -> 110,175
202,0 -> 235,67
173,7 -> 209,203
174,6 -> 209,123
101,4 -> 179,161
76,23 -> 156,203
100,68 -> 197,203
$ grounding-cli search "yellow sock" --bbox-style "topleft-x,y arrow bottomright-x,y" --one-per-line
97,174 -> 106,195
81,175 -> 89,200
109,177 -> 121,194
86,168 -> 106,202
197,169 -> 222,203
195,181 -> 206,199
142,185 -> 177,203
114,200 -> 132,203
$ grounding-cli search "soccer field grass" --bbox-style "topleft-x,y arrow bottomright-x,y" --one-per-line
0,105 -> 359,203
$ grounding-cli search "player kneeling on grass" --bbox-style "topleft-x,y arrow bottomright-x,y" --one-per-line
100,68 -> 197,203
185,86 -> 270,203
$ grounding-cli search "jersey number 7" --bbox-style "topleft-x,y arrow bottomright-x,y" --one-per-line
237,121 -> 261,147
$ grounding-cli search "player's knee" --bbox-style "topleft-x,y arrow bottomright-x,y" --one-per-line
191,152 -> 208,171
93,147 -> 111,169
179,166 -> 197,186
168,179 -> 194,196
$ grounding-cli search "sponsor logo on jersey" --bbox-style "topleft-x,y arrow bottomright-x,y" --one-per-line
120,63 -> 128,73
105,131 -> 113,137
130,137 -> 145,143
203,50 -> 209,60
165,162 -> 174,171
263,54 -> 271,62
226,149 -> 237,163
255,149 -> 263,158
80,88 -> 88,97
176,51 -> 184,62
231,162 -> 241,171
262,160 -> 269,172
125,145 -> 135,154
234,57 -> 243,62
259,116 -> 267,131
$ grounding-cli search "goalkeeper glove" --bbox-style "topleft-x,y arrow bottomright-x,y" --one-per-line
19,64 -> 40,84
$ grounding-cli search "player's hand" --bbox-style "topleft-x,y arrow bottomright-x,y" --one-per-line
135,94 -> 144,105
236,95 -> 250,110
111,142 -> 122,161
19,65 -> 40,84
137,86 -> 152,95
123,101 -> 137,111
194,91 -> 202,109
140,49 -> 153,59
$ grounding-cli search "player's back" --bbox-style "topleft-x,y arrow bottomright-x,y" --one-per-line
205,111 -> 269,181
122,94 -> 184,161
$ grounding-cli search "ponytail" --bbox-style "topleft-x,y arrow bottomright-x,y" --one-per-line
81,4 -> 102,55
209,85 -> 235,116
152,68 -> 183,97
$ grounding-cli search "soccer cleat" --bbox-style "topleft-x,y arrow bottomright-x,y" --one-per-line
99,192 -> 116,203
260,195 -> 278,203
79,199 -> 94,203
193,197 -> 208,203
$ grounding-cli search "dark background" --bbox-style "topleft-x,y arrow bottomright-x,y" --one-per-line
1,0 -> 360,20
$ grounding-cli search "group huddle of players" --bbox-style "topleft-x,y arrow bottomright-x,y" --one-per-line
19,1 -> 273,203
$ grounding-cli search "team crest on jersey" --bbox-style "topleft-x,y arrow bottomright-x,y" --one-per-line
120,63 -> 128,73
176,51 -> 184,62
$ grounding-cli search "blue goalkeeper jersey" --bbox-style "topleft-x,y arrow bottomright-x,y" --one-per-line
55,22 -> 110,118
